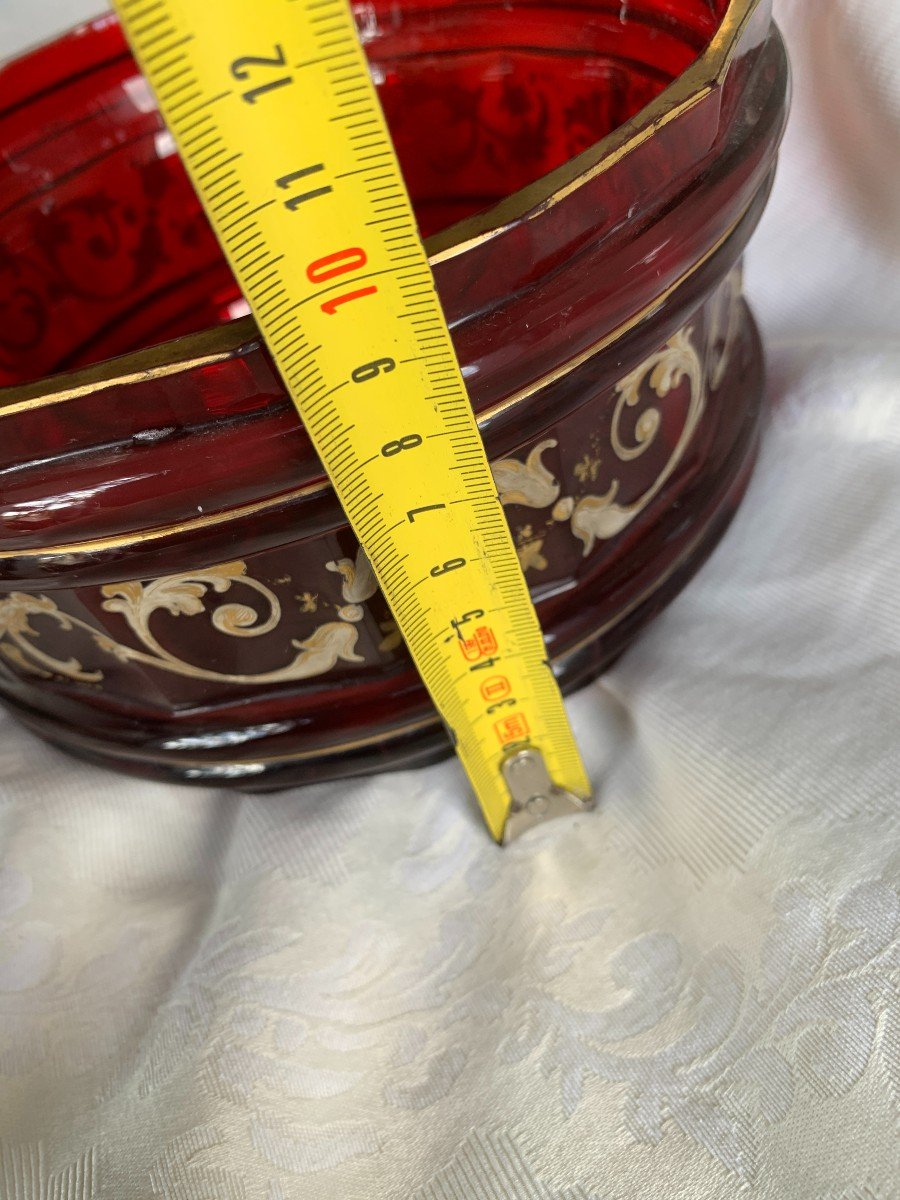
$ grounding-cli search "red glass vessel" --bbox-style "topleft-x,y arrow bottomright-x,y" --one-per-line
0,0 -> 789,786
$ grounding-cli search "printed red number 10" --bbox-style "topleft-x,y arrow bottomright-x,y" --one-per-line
307,247 -> 377,315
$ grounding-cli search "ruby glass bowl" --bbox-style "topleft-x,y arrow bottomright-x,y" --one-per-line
0,0 -> 789,786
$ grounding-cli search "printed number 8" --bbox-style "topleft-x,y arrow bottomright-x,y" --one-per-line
381,434 -> 422,457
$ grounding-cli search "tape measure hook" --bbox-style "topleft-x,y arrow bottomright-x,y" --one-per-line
501,749 -> 594,844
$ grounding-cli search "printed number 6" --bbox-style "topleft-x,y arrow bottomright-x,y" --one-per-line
430,558 -> 466,577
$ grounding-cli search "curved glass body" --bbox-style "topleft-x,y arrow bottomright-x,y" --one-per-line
0,0 -> 789,785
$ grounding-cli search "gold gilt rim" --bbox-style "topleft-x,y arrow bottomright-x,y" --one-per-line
0,0 -> 759,418
0,190 -> 758,563
426,0 -> 761,262
0,191 -> 757,564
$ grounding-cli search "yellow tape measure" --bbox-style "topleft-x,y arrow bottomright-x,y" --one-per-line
114,0 -> 592,840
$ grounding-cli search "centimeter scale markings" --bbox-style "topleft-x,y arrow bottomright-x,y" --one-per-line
114,0 -> 591,841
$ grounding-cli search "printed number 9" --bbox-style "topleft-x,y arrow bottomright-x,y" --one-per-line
352,358 -> 396,384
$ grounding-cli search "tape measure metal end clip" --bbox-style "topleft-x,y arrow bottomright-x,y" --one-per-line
501,749 -> 594,844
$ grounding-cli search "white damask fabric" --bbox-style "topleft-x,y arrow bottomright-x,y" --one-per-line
1,1 -> 899,1197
